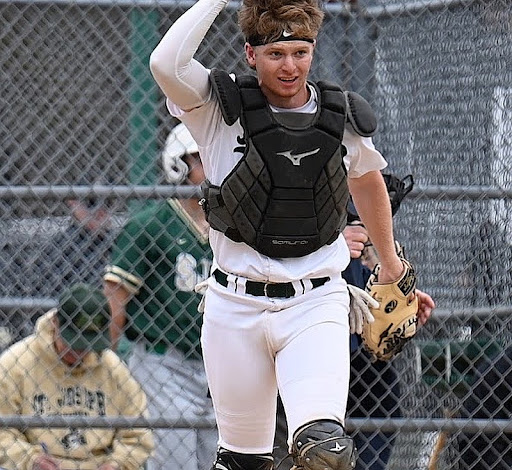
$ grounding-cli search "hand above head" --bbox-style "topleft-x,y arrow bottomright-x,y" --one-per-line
32,454 -> 61,470
342,224 -> 369,259
415,288 -> 435,326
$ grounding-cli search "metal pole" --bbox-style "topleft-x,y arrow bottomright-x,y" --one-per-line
0,0 -> 477,16
0,415 -> 510,433
129,7 -> 160,212
0,185 -> 509,200
0,185 -> 202,199
364,0 -> 477,18
1,295 -> 511,318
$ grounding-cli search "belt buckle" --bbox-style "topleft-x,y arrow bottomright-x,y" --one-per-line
263,283 -> 271,297
263,282 -> 281,298
264,282 -> 295,298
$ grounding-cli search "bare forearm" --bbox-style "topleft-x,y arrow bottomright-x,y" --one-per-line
348,171 -> 402,280
103,281 -> 129,351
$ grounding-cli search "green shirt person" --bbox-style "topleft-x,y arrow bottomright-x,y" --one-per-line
104,124 -> 217,470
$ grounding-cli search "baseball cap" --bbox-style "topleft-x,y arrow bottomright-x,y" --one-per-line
56,283 -> 111,351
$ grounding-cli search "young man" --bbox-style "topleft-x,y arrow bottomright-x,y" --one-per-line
103,123 -> 217,470
0,283 -> 153,470
149,0 -> 433,468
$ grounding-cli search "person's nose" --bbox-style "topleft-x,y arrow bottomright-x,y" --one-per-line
281,54 -> 296,73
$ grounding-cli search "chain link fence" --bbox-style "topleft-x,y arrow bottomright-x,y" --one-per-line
1,0 -> 511,469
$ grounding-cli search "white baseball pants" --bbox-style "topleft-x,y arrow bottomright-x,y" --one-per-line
201,275 -> 351,455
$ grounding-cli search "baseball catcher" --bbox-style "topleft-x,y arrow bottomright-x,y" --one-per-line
149,0 -> 436,465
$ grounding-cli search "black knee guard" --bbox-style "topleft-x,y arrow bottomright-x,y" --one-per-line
211,447 -> 274,470
291,420 -> 357,470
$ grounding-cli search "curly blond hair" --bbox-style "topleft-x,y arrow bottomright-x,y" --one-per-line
238,0 -> 324,45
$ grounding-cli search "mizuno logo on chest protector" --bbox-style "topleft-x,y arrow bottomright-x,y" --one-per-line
330,442 -> 347,453
203,73 -> 368,258
276,148 -> 320,166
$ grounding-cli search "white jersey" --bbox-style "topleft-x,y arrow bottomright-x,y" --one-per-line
167,83 -> 387,283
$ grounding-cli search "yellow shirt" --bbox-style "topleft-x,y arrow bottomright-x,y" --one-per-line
0,311 -> 154,470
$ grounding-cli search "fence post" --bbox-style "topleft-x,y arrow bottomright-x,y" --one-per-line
129,8 -> 160,207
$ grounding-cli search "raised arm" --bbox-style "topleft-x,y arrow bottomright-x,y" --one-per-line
149,0 -> 228,110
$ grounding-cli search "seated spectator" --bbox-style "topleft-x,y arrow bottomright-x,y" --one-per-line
0,283 -> 154,470
458,345 -> 512,470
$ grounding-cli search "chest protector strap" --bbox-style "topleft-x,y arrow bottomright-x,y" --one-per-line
203,73 -> 355,258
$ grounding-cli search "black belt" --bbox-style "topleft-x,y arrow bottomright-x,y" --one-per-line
213,269 -> 329,299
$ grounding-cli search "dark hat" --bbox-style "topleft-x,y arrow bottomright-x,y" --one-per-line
56,283 -> 111,351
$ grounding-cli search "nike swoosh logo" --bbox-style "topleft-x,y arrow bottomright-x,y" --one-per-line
282,30 -> 292,37
276,148 -> 320,166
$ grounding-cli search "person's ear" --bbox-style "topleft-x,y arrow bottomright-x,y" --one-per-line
245,43 -> 257,69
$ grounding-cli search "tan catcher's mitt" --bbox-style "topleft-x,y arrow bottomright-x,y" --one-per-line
362,258 -> 418,361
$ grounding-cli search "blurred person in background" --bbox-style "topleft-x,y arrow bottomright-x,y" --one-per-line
343,174 -> 433,470
273,174 -> 435,470
456,218 -> 512,470
103,123 -> 217,470
0,283 -> 153,470
458,344 -> 512,470
34,195 -> 115,299
0,193 -> 115,349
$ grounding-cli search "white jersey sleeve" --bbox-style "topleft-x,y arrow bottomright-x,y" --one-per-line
343,125 -> 388,178
149,0 -> 228,110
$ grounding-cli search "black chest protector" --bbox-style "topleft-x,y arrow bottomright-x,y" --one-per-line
202,71 -> 376,258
